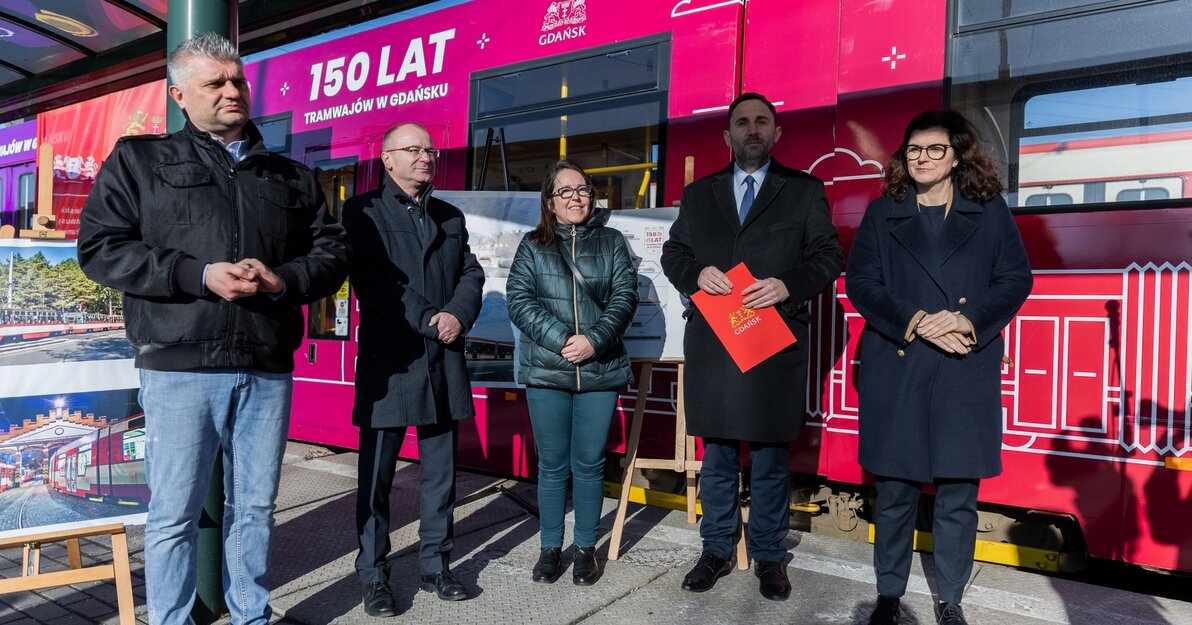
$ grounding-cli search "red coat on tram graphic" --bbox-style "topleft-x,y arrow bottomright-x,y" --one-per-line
846,189 -> 1033,482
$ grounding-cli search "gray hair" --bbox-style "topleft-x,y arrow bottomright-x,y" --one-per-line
167,32 -> 242,86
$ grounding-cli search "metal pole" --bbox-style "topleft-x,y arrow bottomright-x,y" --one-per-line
166,2 -> 234,622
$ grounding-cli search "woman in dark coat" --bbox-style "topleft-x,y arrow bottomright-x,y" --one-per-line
846,110 -> 1032,625
505,160 -> 639,586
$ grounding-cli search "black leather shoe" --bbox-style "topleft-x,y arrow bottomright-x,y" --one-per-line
754,560 -> 790,601
935,601 -> 968,625
681,553 -> 732,592
572,546 -> 601,586
419,569 -> 468,601
532,547 -> 564,583
867,595 -> 901,625
361,581 -> 397,617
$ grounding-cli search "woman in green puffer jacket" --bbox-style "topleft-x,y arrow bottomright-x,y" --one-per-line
506,159 -> 639,587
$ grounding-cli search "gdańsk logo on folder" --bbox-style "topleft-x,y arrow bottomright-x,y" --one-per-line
690,263 -> 795,372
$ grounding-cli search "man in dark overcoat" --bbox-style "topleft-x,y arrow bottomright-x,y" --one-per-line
344,122 -> 483,617
661,92 -> 843,601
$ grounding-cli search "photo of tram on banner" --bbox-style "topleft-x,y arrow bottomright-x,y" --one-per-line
0,389 -> 145,534
0,240 -> 143,537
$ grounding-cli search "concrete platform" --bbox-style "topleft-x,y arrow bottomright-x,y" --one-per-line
1,441 -> 1189,625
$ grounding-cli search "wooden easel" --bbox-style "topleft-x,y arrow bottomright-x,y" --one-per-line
0,522 -> 135,625
608,361 -> 748,569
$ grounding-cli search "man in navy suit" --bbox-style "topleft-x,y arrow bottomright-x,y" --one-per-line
662,92 -> 842,601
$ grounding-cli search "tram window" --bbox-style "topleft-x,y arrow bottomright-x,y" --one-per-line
307,156 -> 355,341
476,45 -> 662,118
473,99 -> 662,208
17,172 -> 34,229
949,1 -> 1192,210
957,0 -> 1104,26
122,429 -> 146,462
78,444 -> 91,475
253,113 -> 293,158
1116,188 -> 1170,202
1023,193 -> 1073,207
471,38 -> 668,208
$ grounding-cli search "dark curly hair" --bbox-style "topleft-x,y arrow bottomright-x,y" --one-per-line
528,159 -> 595,247
881,109 -> 1003,204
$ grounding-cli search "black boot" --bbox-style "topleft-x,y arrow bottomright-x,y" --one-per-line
532,547 -> 564,583
572,546 -> 601,586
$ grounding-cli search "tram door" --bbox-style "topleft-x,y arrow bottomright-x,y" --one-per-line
295,156 -> 356,383
0,162 -> 35,232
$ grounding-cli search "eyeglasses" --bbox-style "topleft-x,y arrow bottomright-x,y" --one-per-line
905,144 -> 951,160
552,185 -> 593,199
383,146 -> 440,159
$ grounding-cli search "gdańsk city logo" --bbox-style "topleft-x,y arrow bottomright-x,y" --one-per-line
540,0 -> 589,46
729,306 -> 762,335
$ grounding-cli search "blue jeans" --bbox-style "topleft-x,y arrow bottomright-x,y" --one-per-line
139,369 -> 292,625
526,387 -> 617,548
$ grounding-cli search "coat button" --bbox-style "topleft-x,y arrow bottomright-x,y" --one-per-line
958,296 -> 967,305
897,349 -> 905,357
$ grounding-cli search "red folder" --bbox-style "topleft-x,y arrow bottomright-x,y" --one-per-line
690,263 -> 796,373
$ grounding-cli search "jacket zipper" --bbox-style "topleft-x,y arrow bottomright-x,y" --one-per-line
571,225 -> 581,391
206,138 -> 240,365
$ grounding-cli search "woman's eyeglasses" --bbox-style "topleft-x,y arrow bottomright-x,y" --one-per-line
552,185 -> 594,199
904,144 -> 951,160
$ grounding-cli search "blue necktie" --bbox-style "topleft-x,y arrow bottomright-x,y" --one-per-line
739,175 -> 755,224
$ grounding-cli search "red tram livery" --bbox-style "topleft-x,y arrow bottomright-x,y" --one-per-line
49,415 -> 148,506
10,0 -> 1190,576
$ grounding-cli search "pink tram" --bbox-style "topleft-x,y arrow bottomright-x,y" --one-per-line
15,0 -> 1189,575
246,0 -> 1189,574
48,415 -> 148,506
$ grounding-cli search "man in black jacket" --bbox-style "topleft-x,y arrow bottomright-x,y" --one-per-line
344,122 -> 483,617
661,92 -> 843,602
77,33 -> 347,625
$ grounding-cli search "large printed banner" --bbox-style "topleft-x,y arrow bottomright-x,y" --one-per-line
36,80 -> 166,239
440,192 -> 685,388
0,120 -> 37,169
0,240 -> 143,538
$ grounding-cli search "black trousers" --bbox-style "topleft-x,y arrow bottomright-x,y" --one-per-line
699,438 -> 791,563
873,476 -> 979,604
355,420 -> 458,582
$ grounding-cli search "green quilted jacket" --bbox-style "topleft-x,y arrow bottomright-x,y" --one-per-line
506,210 -> 639,391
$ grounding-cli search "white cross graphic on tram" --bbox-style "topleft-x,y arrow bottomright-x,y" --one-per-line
881,46 -> 906,69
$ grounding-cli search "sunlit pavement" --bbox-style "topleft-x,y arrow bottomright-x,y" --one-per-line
1,441 -> 1188,625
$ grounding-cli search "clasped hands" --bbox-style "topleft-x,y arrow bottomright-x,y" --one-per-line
429,312 -> 463,344
561,334 -> 595,364
205,259 -> 284,301
915,310 -> 975,354
696,266 -> 788,309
